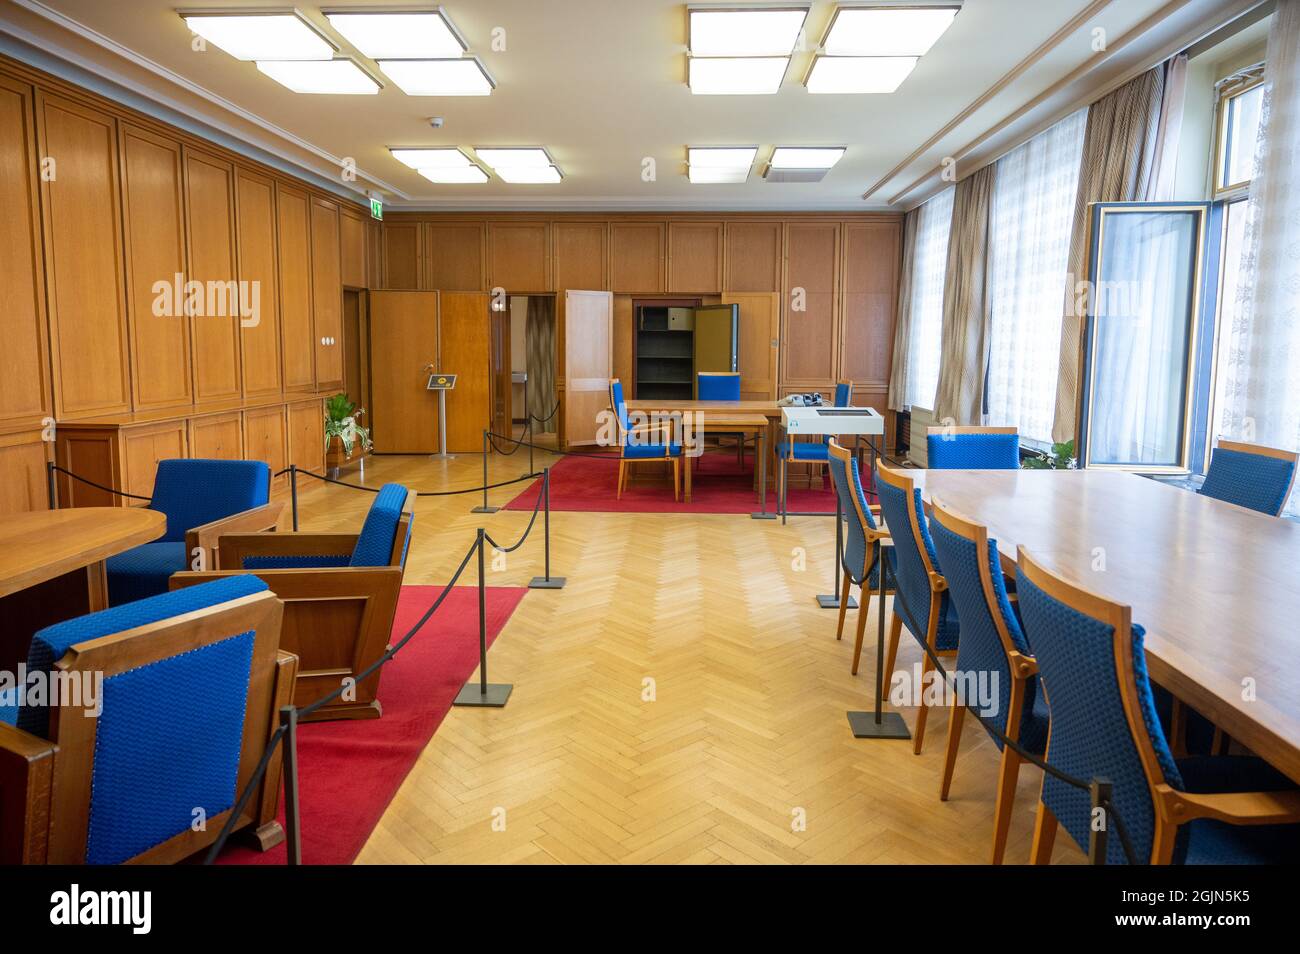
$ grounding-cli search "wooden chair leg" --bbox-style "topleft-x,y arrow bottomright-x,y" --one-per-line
850,590 -> 871,675
912,648 -> 936,755
939,700 -> 965,800
990,747 -> 1022,864
882,613 -> 902,704
1169,698 -> 1188,758
1029,801 -> 1058,865
835,574 -> 852,641
617,460 -> 625,499
672,459 -> 679,502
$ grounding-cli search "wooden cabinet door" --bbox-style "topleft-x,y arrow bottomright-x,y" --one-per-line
724,221 -> 783,293
382,221 -> 422,289
339,208 -> 367,288
0,77 -> 52,432
243,406 -> 287,488
368,291 -> 439,453
610,223 -> 664,293
188,412 -> 243,461
782,222 -> 840,387
277,183 -> 315,391
120,125 -> 191,411
236,168 -> 283,399
36,93 -> 131,417
488,222 -> 548,292
559,289 -> 613,447
552,221 -> 606,291
425,222 -> 485,291
311,197 -> 343,389
183,148 -> 242,403
724,292 -> 780,400
439,292 -> 493,453
0,431 -> 51,515
123,422 -> 188,502
668,222 -> 722,293
287,400 -> 325,474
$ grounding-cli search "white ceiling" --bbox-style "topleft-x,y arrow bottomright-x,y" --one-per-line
0,0 -> 1266,211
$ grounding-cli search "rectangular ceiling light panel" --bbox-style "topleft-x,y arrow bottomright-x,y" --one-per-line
378,58 -> 494,96
184,13 -> 335,61
495,166 -> 563,184
688,7 -> 809,56
474,148 -> 552,168
326,11 -> 466,59
822,6 -> 959,57
390,148 -> 473,169
688,56 -> 789,95
769,147 -> 845,169
256,59 -> 380,94
805,55 -> 916,93
419,166 -> 489,184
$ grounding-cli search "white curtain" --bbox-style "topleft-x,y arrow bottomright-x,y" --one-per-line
985,110 -> 1087,445
902,187 -> 954,409
1218,0 -> 1300,514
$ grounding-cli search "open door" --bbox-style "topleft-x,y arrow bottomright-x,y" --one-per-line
723,293 -> 780,400
692,304 -> 738,383
368,290 -> 439,453
559,289 -> 613,448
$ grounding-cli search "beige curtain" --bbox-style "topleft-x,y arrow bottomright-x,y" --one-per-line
1050,56 -> 1187,442
525,297 -> 557,434
932,164 -> 995,425
887,207 -> 921,412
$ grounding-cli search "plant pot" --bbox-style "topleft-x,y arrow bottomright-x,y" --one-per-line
326,435 -> 368,475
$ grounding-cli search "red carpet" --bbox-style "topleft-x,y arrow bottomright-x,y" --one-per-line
505,450 -> 870,514
217,584 -> 527,865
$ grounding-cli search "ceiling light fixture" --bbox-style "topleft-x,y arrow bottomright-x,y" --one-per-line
494,166 -> 563,184
769,146 -> 845,169
688,6 -> 809,57
686,146 -> 757,183
821,4 -> 960,57
377,58 -> 494,96
473,148 -> 552,168
805,55 -> 916,93
255,58 -> 381,95
419,166 -> 489,184
325,10 -> 466,59
389,148 -> 473,169
688,57 -> 789,95
182,12 -> 335,61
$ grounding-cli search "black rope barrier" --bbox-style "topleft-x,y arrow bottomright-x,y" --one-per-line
47,462 -> 152,503
483,471 -> 548,554
529,402 -> 560,426
275,465 -> 542,497
874,507 -> 1139,865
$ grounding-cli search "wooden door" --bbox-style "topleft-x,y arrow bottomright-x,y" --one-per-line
438,292 -> 492,453
724,292 -> 780,400
183,148 -> 242,403
560,289 -> 613,447
311,197 -> 344,389
490,305 -> 511,437
276,183 -> 315,392
368,291 -> 439,453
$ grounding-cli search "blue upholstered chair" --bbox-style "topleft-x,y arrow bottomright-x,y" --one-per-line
0,576 -> 296,863
105,458 -> 283,606
873,463 -> 960,754
609,378 -> 682,500
926,426 -> 1020,469
1198,439 -> 1298,516
928,498 -> 1047,864
827,441 -> 895,675
1015,547 -> 1300,864
696,371 -> 746,466
777,381 -> 853,496
171,483 -> 413,722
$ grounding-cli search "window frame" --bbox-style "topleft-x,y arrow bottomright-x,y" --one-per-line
1212,66 -> 1265,199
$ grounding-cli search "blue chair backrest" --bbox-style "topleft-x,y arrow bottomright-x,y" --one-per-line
823,382 -> 853,445
150,459 -> 271,542
1016,569 -> 1182,865
609,379 -> 630,441
350,484 -> 410,567
929,517 -> 1028,738
874,470 -> 943,639
1198,446 -> 1296,516
697,373 -> 740,401
927,432 -> 1020,469
24,575 -> 269,864
827,451 -> 880,584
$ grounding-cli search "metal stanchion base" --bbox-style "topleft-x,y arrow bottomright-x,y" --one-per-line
470,505 -> 499,514
750,512 -> 777,520
847,710 -> 912,740
431,453 -> 456,460
817,594 -> 857,610
453,683 -> 513,707
528,576 -> 566,589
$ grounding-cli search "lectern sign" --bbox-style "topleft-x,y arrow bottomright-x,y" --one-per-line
426,374 -> 457,390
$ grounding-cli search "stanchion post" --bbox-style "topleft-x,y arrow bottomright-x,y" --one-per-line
816,488 -> 857,610
289,464 -> 299,531
280,705 -> 302,865
847,539 -> 911,740
1088,778 -> 1112,865
529,467 -> 566,589
528,414 -> 535,474
46,460 -> 58,511
471,430 -> 499,514
454,528 -> 512,706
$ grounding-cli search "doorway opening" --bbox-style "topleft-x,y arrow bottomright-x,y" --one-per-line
499,294 -> 558,446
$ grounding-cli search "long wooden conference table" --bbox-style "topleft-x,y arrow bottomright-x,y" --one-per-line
909,469 -> 1300,784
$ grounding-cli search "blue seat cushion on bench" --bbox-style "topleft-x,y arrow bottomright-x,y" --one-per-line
623,442 -> 682,459
105,542 -> 188,606
241,554 -> 352,569
778,441 -> 831,462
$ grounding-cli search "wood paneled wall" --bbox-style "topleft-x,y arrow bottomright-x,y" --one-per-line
379,211 -> 904,447
0,53 -> 378,515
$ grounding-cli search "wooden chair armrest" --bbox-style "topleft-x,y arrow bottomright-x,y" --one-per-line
254,650 -> 300,833
1155,784 -> 1300,826
186,503 -> 286,569
0,722 -> 56,864
865,527 -> 892,543
215,532 -> 360,570
172,566 -> 403,602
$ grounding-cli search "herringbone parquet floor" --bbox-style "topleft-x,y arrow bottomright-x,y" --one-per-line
291,446 -> 1084,865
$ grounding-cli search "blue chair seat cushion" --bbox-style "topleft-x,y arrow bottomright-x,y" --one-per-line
106,542 -> 188,606
778,441 -> 830,462
623,442 -> 683,459
1176,756 -> 1300,864
241,554 -> 352,569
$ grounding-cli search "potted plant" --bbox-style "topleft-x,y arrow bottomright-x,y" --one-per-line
324,393 -> 372,474
1020,439 -> 1077,470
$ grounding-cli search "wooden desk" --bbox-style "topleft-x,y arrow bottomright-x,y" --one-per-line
690,413 -> 771,506
908,469 -> 1300,783
0,507 -> 166,666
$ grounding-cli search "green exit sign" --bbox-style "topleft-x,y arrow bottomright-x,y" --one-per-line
369,197 -> 383,220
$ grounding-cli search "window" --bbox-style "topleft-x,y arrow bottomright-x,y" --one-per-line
902,186 -> 954,409
985,109 -> 1087,446
1214,68 -> 1265,196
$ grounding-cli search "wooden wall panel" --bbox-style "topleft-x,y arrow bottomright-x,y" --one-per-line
610,222 -> 665,293
552,221 -> 606,290
382,221 -> 421,289
724,221 -> 782,292
438,292 -> 492,453
841,220 -> 900,415
367,219 -> 383,290
120,125 -> 191,410
339,208 -> 367,288
276,183 -> 315,392
612,295 -> 634,388
783,223 -> 839,385
183,148 -> 242,403
488,222 -> 549,292
235,168 -> 282,399
287,399 -> 325,475
310,197 -> 343,389
0,76 -> 52,432
0,432 -> 49,515
188,411 -> 243,460
667,222 -> 722,293
36,93 -> 131,417
123,421 -> 187,500
243,406 -> 287,486
425,223 -> 485,291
